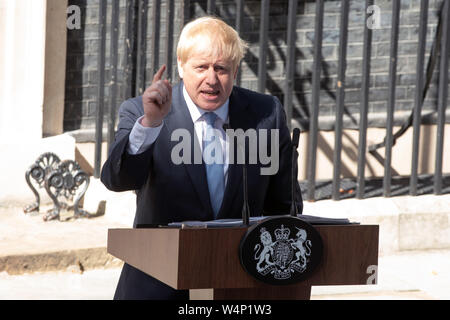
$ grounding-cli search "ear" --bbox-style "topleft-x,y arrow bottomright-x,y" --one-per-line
177,58 -> 184,79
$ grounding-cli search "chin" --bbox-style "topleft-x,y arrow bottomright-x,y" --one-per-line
200,105 -> 220,111
198,101 -> 222,111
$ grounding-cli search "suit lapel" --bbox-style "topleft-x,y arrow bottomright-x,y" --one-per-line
217,87 -> 255,219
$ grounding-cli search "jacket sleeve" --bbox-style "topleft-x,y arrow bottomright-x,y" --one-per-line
262,96 -> 304,215
100,98 -> 155,192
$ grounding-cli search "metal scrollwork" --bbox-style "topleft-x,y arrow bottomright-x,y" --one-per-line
24,153 -> 91,222
44,160 -> 91,221
24,152 -> 61,213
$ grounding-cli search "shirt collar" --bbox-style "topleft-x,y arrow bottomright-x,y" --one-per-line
182,84 -> 229,124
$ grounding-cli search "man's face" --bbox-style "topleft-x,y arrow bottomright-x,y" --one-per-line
178,52 -> 238,111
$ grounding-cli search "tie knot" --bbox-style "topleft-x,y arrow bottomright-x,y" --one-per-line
203,112 -> 218,126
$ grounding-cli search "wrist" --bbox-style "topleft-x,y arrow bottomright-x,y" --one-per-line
140,117 -> 162,128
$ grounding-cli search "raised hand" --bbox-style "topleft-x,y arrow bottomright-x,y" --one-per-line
141,65 -> 172,127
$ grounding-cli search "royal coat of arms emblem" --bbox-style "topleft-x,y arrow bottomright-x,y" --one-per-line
240,216 -> 323,285
254,225 -> 312,280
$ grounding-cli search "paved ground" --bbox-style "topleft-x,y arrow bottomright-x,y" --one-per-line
1,202 -> 449,300
0,204 -> 127,274
312,248 -> 450,300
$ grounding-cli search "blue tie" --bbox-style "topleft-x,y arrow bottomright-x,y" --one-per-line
202,112 -> 225,218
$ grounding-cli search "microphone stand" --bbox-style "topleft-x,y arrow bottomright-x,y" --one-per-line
241,155 -> 250,226
238,135 -> 250,226
223,124 -> 250,226
290,128 -> 301,217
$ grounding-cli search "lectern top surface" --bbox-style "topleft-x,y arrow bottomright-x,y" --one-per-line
165,214 -> 355,228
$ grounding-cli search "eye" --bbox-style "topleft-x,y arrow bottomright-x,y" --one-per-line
214,65 -> 229,73
196,65 -> 208,70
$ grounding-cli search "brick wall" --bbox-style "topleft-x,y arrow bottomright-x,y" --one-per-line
64,0 -> 449,133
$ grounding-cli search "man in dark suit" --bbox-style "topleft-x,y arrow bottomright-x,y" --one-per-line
101,16 -> 303,300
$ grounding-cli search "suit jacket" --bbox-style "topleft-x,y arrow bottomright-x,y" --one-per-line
101,81 -> 303,299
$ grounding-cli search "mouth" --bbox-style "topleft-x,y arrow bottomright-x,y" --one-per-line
200,90 -> 220,98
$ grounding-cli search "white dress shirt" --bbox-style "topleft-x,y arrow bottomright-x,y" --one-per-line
127,85 -> 230,183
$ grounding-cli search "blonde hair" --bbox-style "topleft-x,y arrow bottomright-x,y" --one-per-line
177,16 -> 248,68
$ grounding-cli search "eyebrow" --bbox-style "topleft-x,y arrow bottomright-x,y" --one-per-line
192,60 -> 230,67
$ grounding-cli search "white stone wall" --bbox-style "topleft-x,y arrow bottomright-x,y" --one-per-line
0,0 -> 46,142
0,0 -> 73,205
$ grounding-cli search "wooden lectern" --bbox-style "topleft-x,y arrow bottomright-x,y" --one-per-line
107,224 -> 378,300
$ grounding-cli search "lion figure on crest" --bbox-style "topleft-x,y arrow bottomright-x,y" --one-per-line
254,228 -> 275,272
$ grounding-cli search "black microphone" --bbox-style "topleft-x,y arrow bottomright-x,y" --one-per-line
292,127 -> 300,149
290,128 -> 301,217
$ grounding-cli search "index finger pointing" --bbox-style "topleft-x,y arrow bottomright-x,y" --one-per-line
152,65 -> 166,83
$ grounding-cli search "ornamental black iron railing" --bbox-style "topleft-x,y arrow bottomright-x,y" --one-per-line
87,0 -> 449,201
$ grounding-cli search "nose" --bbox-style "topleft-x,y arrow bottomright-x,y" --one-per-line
205,66 -> 218,85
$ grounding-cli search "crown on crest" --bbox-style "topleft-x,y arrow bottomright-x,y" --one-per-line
274,224 -> 290,240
